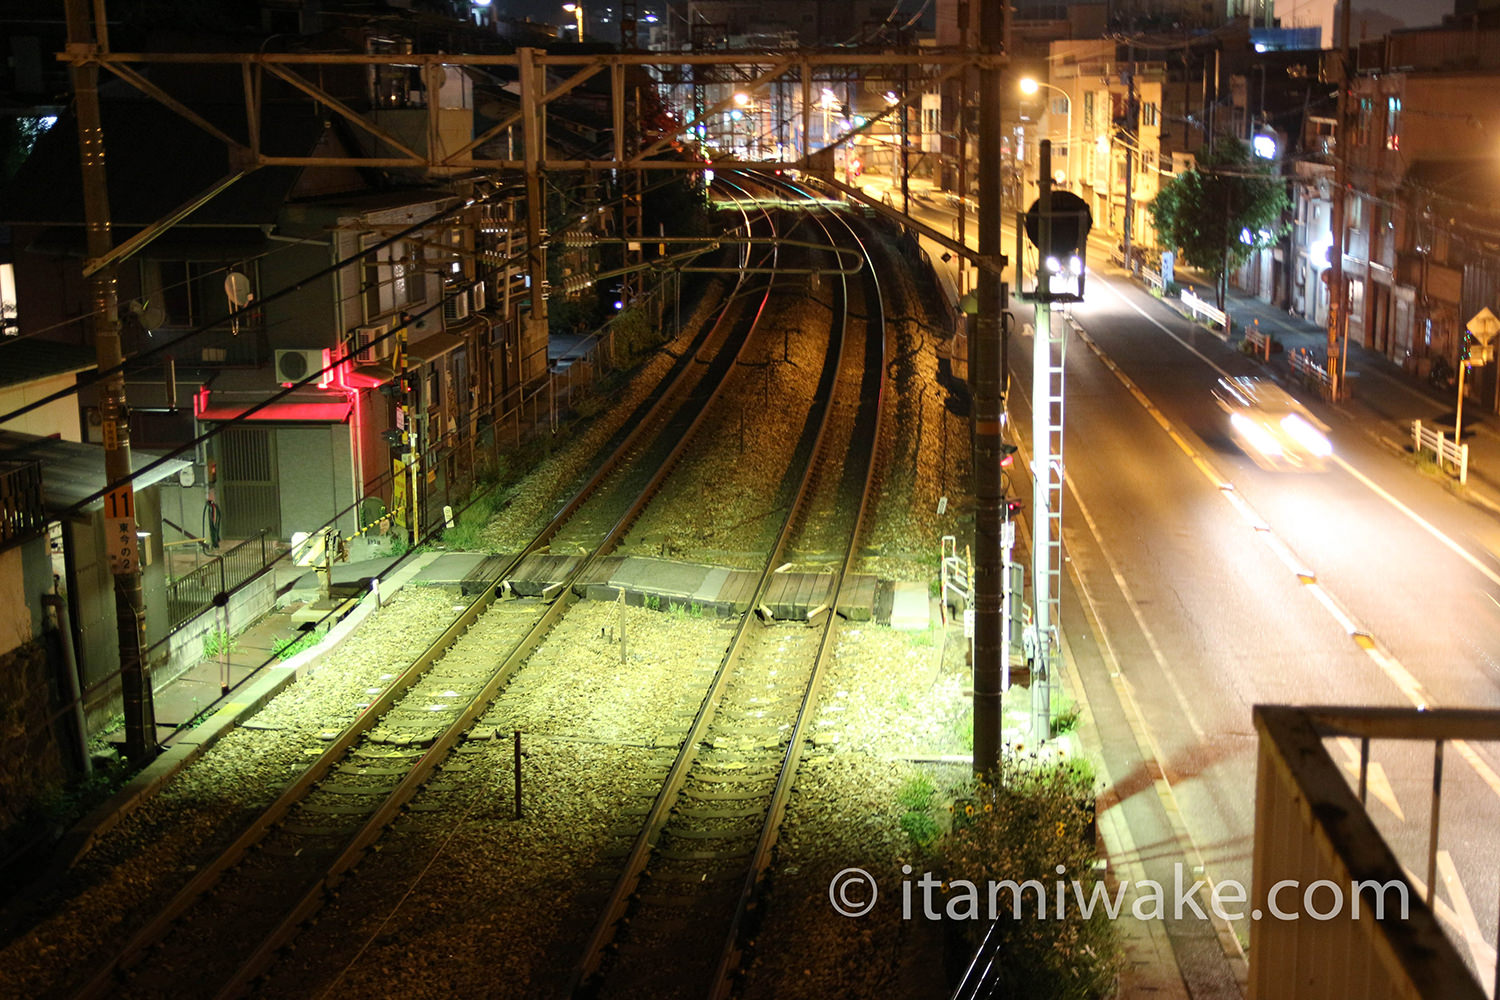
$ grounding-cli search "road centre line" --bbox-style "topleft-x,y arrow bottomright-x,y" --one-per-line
1092,276 -> 1500,592
1072,281 -> 1500,804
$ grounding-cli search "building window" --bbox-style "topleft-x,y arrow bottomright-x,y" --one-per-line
1355,97 -> 1374,145
1141,102 -> 1158,127
1385,96 -> 1401,150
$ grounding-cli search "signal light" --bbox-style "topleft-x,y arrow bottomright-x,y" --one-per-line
999,443 -> 1018,469
1004,498 -> 1024,518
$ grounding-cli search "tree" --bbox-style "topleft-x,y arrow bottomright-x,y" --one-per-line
1147,137 -> 1290,310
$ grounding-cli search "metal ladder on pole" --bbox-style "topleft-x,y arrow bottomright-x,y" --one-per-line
1040,315 -> 1068,635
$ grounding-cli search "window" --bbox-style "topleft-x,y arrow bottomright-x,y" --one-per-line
1385,96 -> 1401,150
1141,102 -> 1159,127
1355,97 -> 1374,145
362,238 -> 416,320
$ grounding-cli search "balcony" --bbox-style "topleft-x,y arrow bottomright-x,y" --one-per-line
0,459 -> 46,551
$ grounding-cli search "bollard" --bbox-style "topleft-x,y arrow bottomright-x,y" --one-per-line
514,730 -> 523,820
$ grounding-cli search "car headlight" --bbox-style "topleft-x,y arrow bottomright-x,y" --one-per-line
1231,412 -> 1283,456
1280,413 -> 1332,457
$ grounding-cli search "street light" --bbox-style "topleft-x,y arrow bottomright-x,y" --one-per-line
562,2 -> 584,40
1019,77 -> 1072,184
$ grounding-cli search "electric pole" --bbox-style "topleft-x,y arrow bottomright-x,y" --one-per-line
1327,0 -> 1354,400
971,0 -> 1009,776
65,0 -> 157,761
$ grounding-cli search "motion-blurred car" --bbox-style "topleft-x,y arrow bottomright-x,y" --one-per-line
1212,376 -> 1333,469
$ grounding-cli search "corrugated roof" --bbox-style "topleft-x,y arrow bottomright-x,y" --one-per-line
0,339 -> 97,390
0,430 -> 189,515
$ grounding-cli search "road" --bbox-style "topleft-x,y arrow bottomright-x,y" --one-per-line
883,177 -> 1500,993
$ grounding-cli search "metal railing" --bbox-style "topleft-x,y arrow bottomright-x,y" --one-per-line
1251,706 -> 1496,999
1413,418 -> 1470,485
1180,287 -> 1228,330
1244,320 -> 1273,361
164,529 -> 273,635
1143,266 -> 1164,292
1289,346 -> 1336,398
0,459 -> 46,551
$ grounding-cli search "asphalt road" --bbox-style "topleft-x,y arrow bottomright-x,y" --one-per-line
1018,264 -> 1500,988
874,175 -> 1500,990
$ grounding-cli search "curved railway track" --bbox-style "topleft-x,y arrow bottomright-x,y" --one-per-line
69,184 -> 787,1000
568,171 -> 889,1000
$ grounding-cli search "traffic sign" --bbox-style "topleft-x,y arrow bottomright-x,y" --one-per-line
1468,307 -> 1500,346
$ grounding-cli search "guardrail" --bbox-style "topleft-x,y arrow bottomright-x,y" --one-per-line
1412,418 -> 1469,484
1180,287 -> 1228,330
1143,266 -> 1164,292
1244,320 -> 1273,361
1289,347 -> 1336,398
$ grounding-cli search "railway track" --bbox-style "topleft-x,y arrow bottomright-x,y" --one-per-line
568,171 -> 889,1000
68,185 -> 787,1000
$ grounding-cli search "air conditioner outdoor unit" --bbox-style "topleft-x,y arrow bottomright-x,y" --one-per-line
470,281 -> 485,312
275,348 -> 331,385
353,323 -> 389,364
443,289 -> 470,322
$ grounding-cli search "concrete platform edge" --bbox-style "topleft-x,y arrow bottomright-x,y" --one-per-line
54,551 -> 442,869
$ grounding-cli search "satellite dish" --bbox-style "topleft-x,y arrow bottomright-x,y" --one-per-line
224,271 -> 253,310
129,297 -> 166,329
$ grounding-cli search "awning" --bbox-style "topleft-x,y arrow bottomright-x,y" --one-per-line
196,400 -> 352,423
407,331 -> 465,363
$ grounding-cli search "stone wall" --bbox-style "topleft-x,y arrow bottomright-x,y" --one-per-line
0,636 -> 68,831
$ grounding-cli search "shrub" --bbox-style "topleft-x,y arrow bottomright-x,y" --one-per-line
940,754 -> 1118,999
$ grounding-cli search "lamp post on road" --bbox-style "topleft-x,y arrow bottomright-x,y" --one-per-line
562,2 -> 584,40
1019,77 -> 1072,184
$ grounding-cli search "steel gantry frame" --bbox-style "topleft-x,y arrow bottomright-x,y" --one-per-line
55,9 -> 1017,771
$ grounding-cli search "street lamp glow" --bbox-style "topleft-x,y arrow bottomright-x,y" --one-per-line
1018,77 -> 1073,184
562,2 -> 584,39
733,92 -> 750,107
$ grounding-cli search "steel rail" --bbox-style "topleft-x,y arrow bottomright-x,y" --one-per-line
71,188 -> 778,1000
208,187 -> 788,999
568,170 -> 868,996
708,183 -> 889,999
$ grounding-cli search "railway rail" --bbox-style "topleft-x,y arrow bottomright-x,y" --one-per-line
69,184 -> 785,1000
568,171 -> 889,1000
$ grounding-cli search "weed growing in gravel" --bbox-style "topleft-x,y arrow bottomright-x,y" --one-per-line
442,492 -> 501,552
644,593 -> 662,611
1051,700 -> 1081,735
897,773 -> 943,850
910,626 -> 937,648
272,633 -> 321,661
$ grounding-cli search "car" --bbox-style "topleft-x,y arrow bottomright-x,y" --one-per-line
1212,375 -> 1333,469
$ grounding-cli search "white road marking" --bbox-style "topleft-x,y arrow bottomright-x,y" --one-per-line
1437,850 -> 1495,995
1068,296 -> 1500,823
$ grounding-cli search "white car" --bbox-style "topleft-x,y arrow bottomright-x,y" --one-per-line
1212,376 -> 1333,469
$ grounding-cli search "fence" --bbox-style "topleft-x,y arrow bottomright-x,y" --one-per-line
1180,287 -> 1228,332
1143,266 -> 1164,293
1412,418 -> 1469,484
164,529 -> 273,635
1289,347 -> 1337,399
1244,321 -> 1273,361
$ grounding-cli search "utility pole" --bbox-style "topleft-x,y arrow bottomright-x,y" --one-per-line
520,47 -> 549,382
1327,0 -> 1354,401
971,0 -> 1009,776
65,0 -> 157,762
